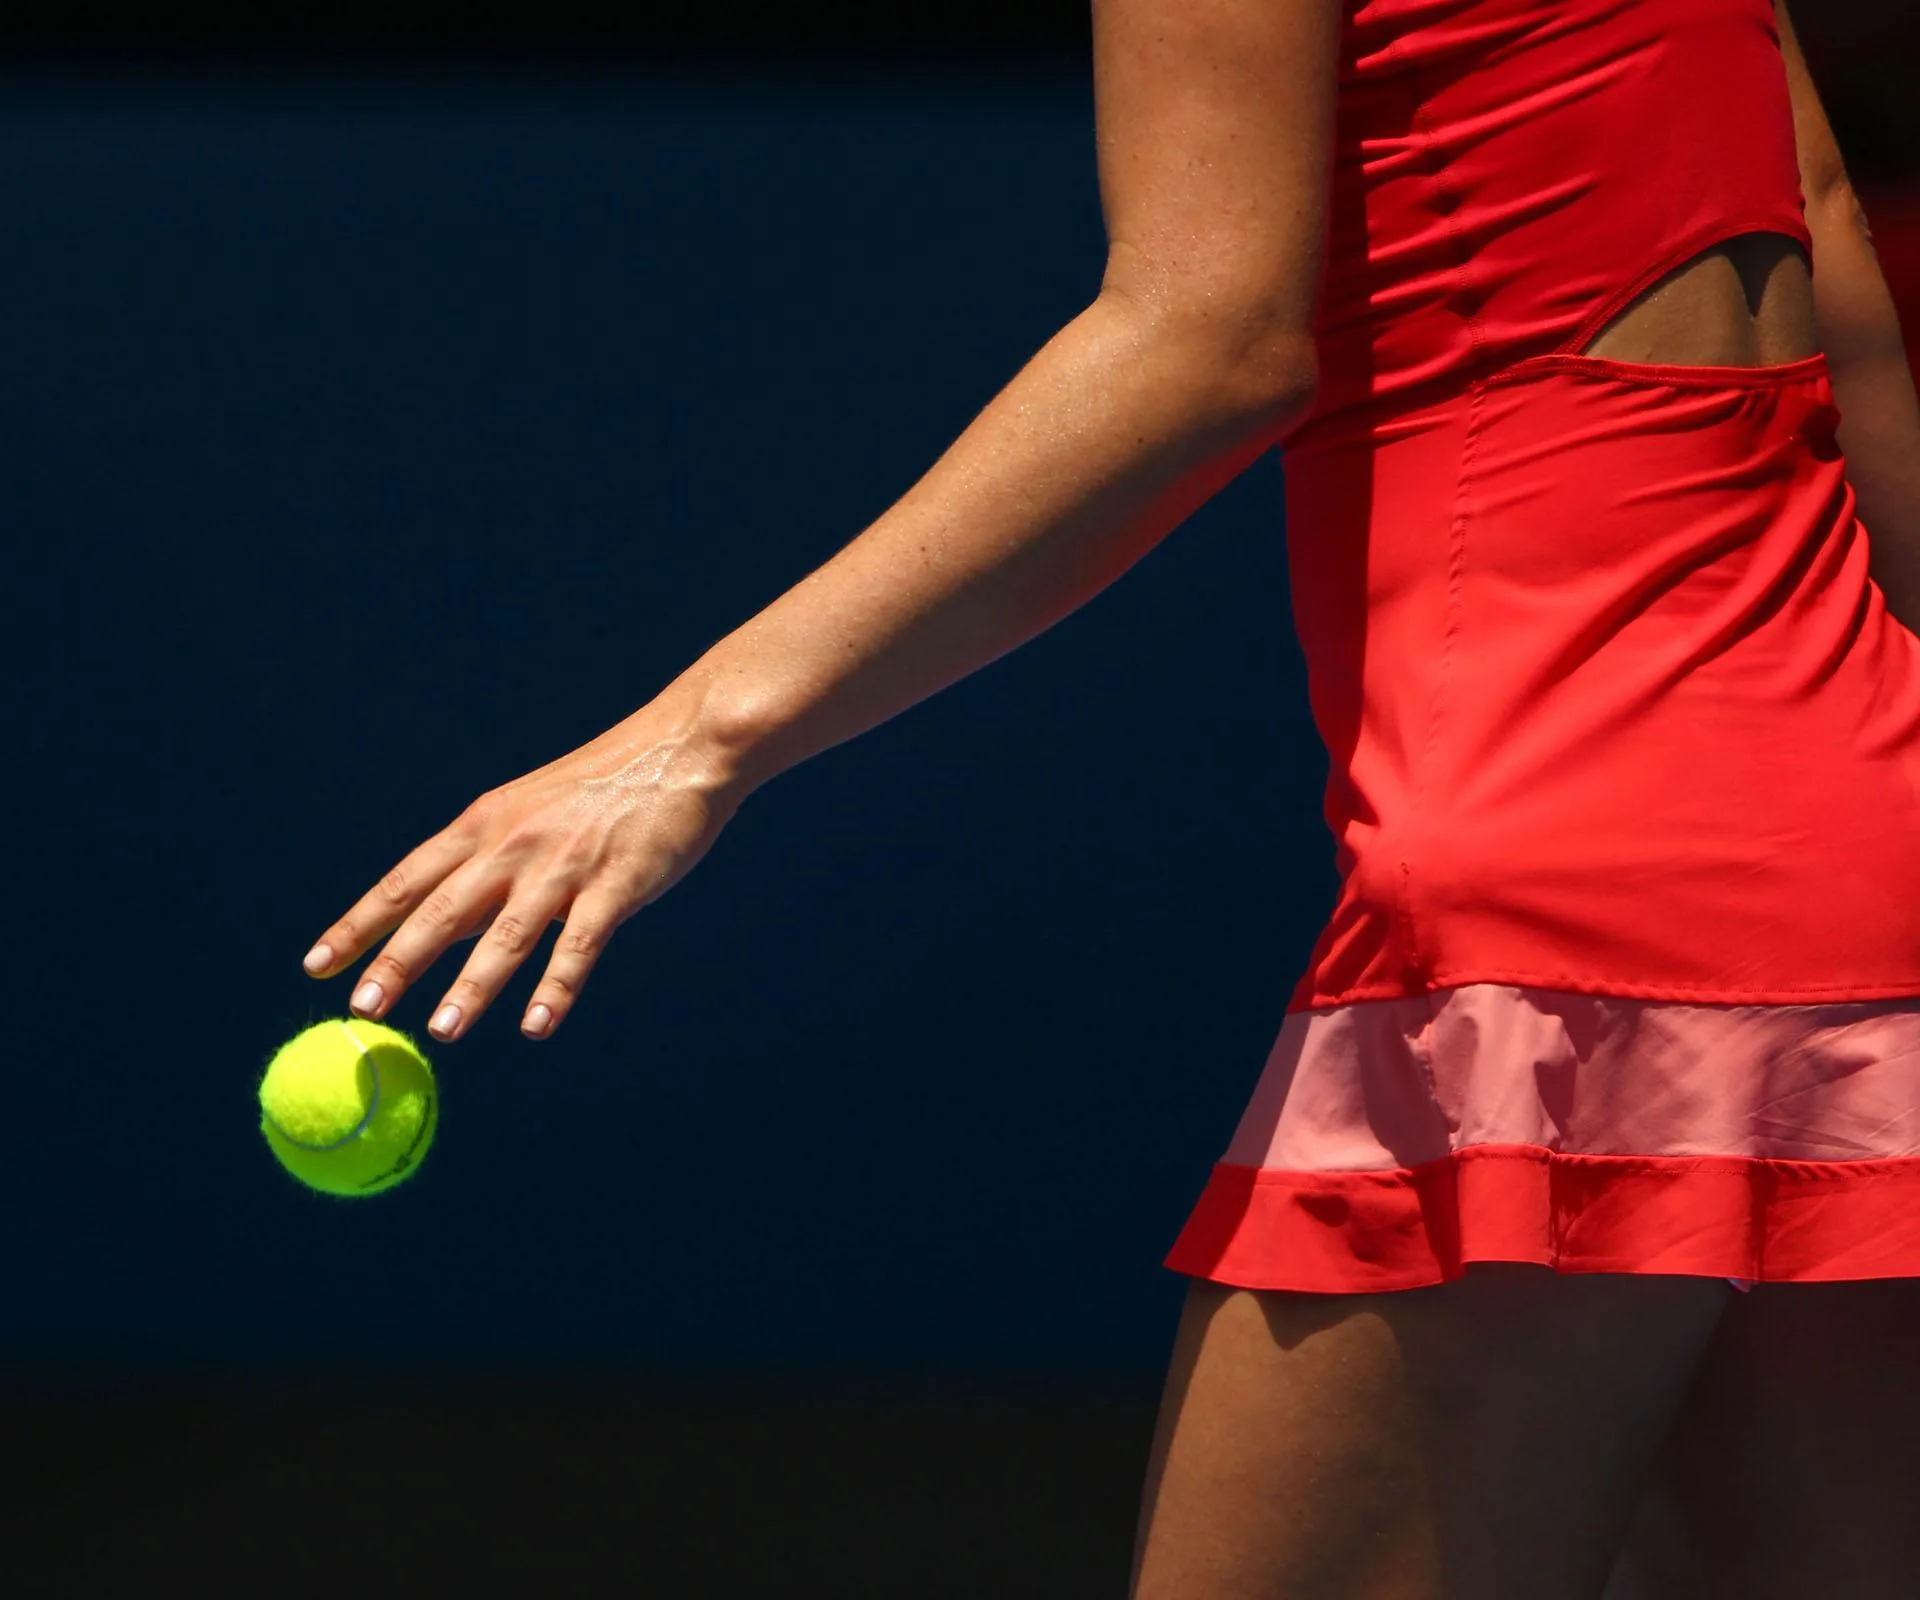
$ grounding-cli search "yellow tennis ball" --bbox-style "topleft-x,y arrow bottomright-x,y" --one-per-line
259,1018 -> 438,1197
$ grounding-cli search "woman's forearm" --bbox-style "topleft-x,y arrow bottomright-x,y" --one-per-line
1808,185 -> 1920,631
664,291 -> 1315,800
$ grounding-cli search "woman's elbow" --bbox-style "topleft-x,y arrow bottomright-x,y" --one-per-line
1142,297 -> 1319,421
1091,280 -> 1320,438
1215,328 -> 1320,434
1807,168 -> 1875,246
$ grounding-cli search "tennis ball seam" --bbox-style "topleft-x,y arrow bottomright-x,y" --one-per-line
356,1089 -> 437,1189
259,1021 -> 385,1150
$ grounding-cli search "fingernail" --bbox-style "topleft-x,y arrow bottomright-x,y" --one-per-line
352,980 -> 384,1015
431,1004 -> 462,1039
524,1003 -> 552,1037
304,943 -> 334,975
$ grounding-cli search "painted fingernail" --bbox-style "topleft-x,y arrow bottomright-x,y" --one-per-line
524,1003 -> 552,1037
352,980 -> 384,1015
304,943 -> 334,975
431,1004 -> 462,1039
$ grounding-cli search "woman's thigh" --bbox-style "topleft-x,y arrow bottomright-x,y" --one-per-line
1605,1276 -> 1920,1600
1130,1263 -> 1734,1600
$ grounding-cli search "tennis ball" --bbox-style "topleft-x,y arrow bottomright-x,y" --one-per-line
259,1018 -> 438,1197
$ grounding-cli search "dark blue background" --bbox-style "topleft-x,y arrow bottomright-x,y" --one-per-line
3,65 -> 1332,1379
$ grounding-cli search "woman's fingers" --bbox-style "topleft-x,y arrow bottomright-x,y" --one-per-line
342,853 -> 517,1025
518,891 -> 625,1040
421,878 -> 576,1043
301,708 -> 743,1042
310,815 -> 632,1043
303,815 -> 485,980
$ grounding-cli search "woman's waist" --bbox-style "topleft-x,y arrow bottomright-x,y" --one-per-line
1284,350 -> 1844,593
1284,352 -> 1909,804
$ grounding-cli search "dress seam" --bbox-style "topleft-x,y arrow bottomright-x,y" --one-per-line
1397,380 -> 1484,991
1289,970 -> 1920,1010
1201,1146 -> 1920,1185
1486,350 -> 1831,391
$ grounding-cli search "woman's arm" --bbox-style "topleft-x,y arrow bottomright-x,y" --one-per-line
302,0 -> 1341,1043
1776,0 -> 1920,631
679,0 -> 1341,798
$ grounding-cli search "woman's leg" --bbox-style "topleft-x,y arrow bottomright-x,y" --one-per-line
1130,1262 -> 1734,1600
1606,1276 -> 1920,1599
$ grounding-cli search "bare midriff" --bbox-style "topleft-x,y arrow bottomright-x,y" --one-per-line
1579,232 -> 1819,368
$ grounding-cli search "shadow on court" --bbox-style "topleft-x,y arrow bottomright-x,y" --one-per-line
1,1372 -> 1158,1596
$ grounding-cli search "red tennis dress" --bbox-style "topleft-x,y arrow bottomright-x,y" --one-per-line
1164,0 -> 1920,1291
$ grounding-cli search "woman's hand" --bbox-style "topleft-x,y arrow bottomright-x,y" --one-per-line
301,701 -> 749,1043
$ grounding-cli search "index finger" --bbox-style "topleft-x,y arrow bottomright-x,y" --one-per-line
303,828 -> 476,979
